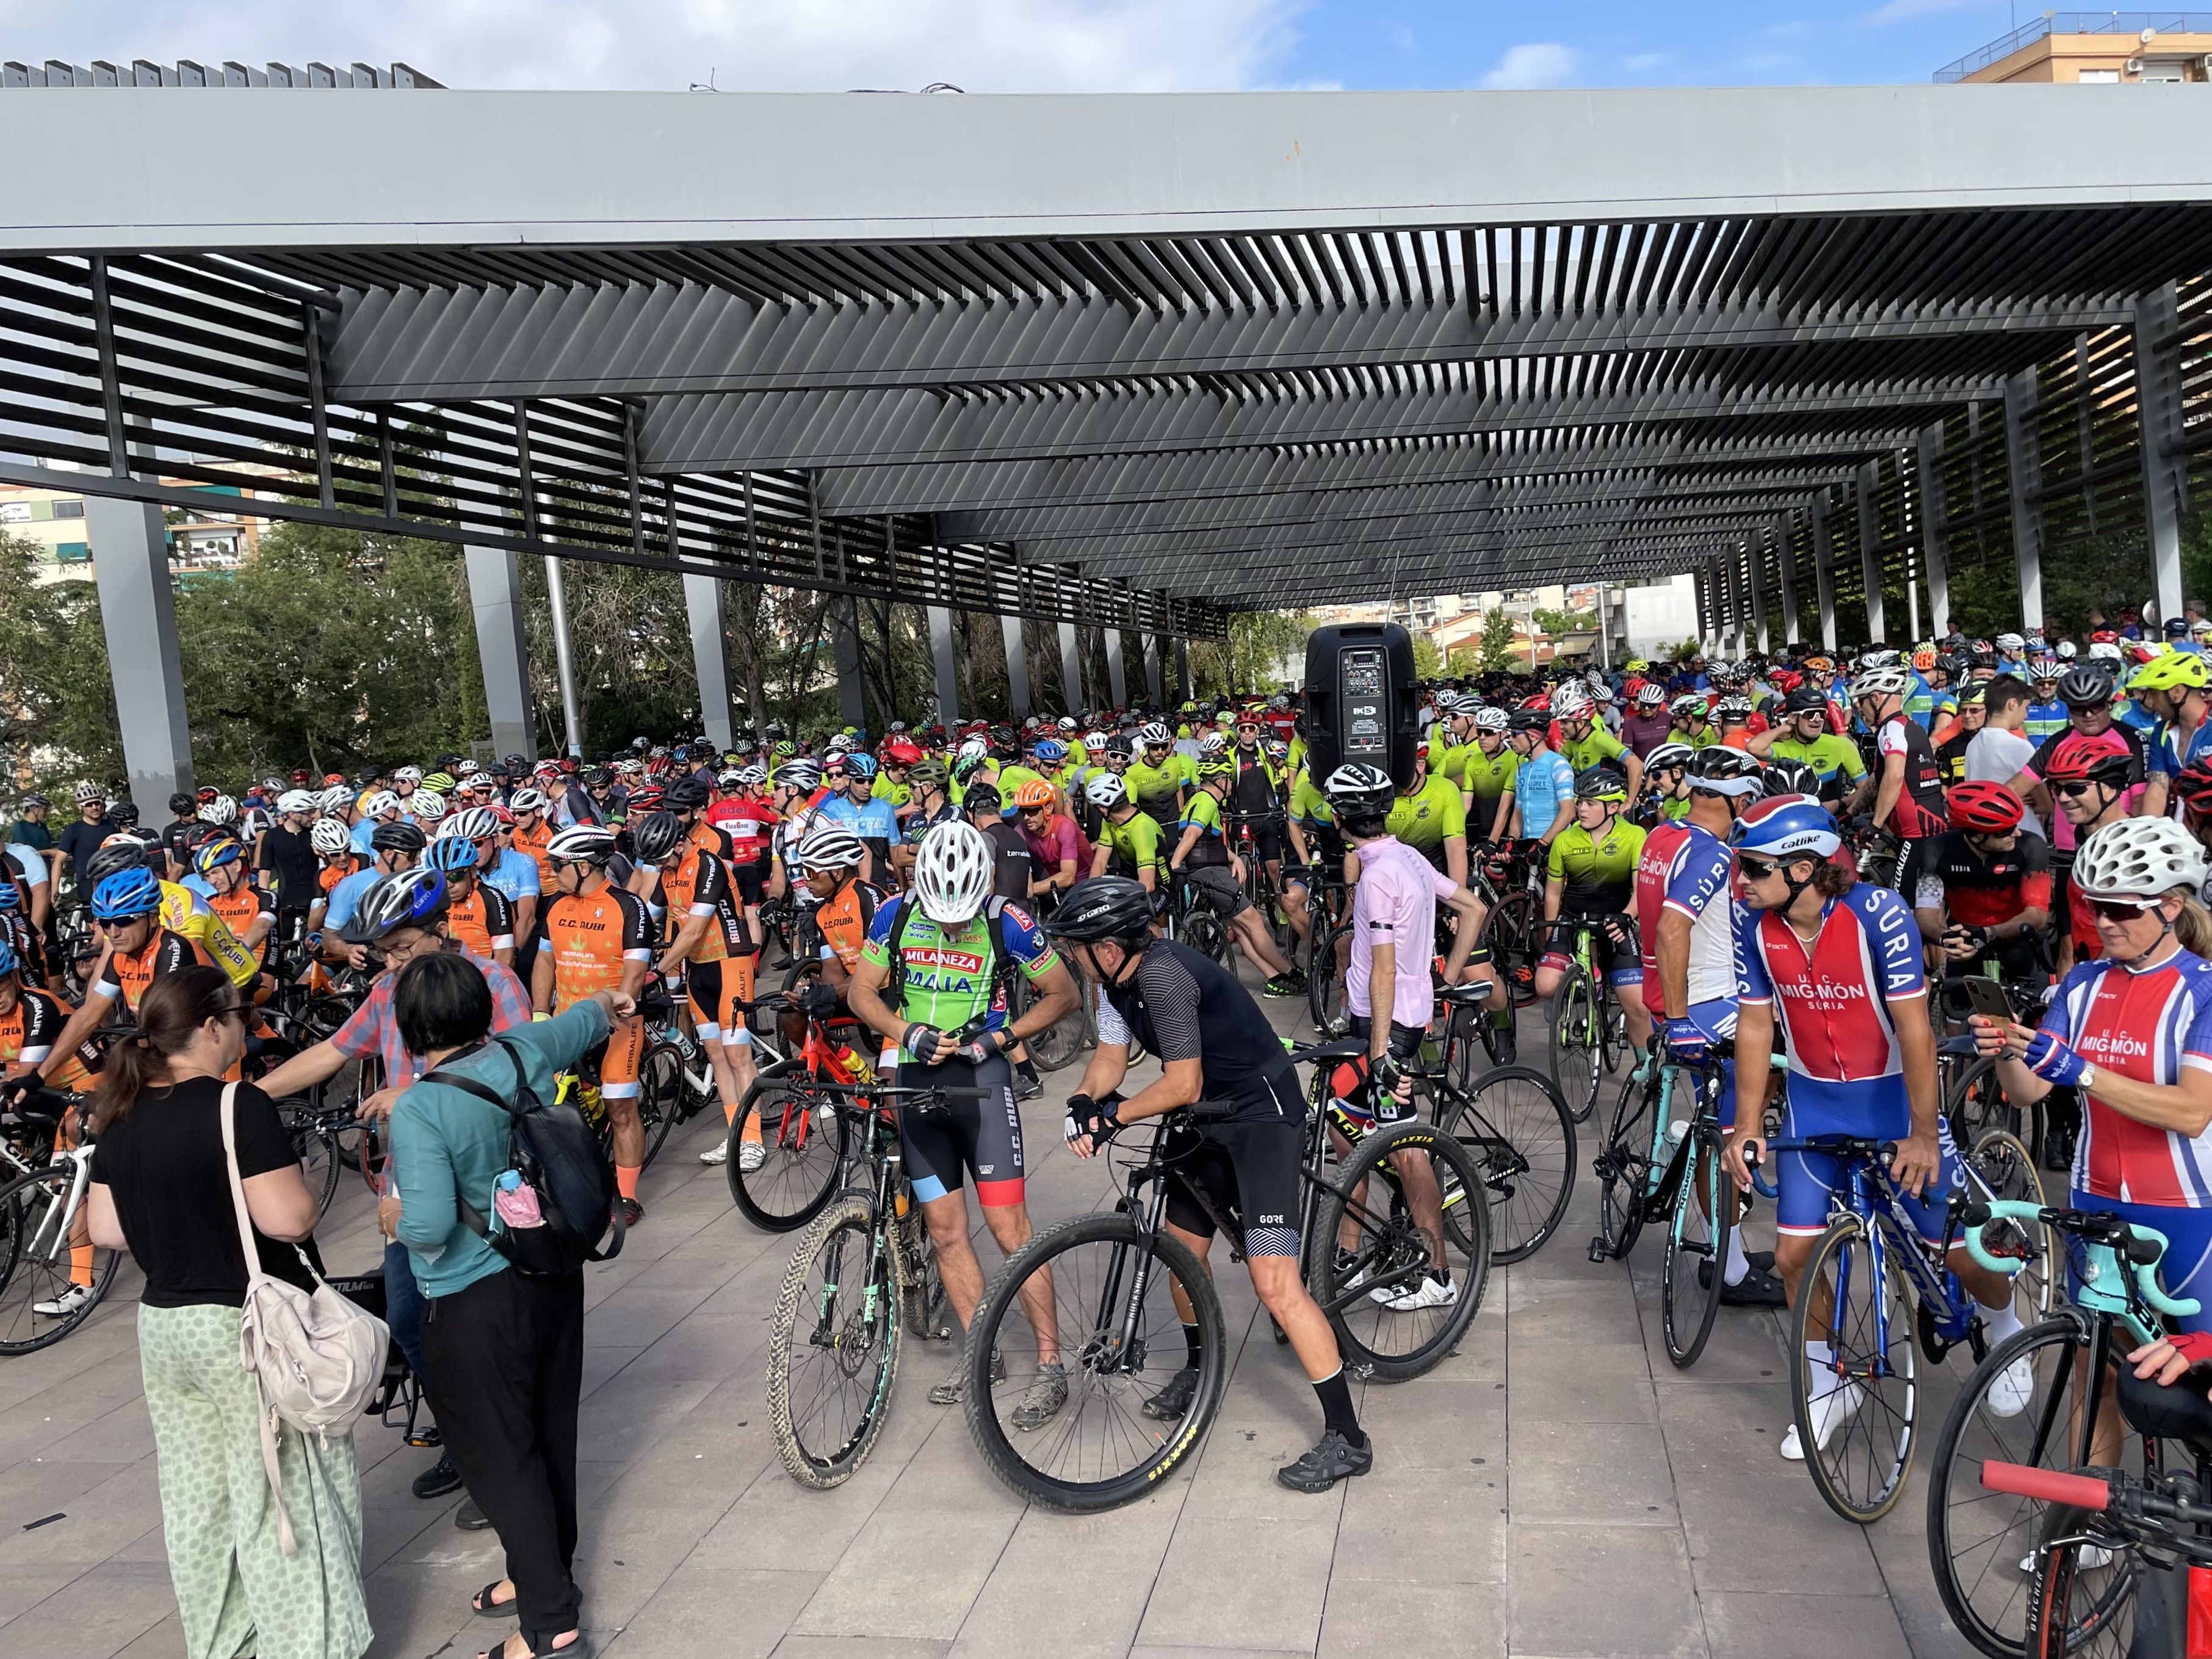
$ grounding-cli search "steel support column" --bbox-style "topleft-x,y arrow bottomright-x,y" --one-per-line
541,555 -> 583,756
1917,425 -> 1951,640
2136,283 -> 2188,624
1144,634 -> 1165,706
1693,567 -> 1711,653
928,606 -> 960,726
1856,464 -> 1885,645
684,574 -> 738,751
1002,613 -> 1032,718
829,592 -> 868,731
1106,629 -> 1129,709
84,496 -> 193,808
2002,370 -> 2045,632
464,544 -> 535,760
1058,621 -> 1085,711
1176,637 -> 1193,703
1746,540 -> 1769,656
1813,493 -> 1838,653
1776,516 -> 1801,646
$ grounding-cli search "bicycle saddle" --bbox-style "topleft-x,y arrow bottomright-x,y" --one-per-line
2116,1363 -> 2212,1458
1286,1039 -> 1368,1066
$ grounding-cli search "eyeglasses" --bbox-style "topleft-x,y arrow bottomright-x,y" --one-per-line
1021,806 -> 1049,818
2051,780 -> 2102,799
1734,855 -> 1782,880
2089,896 -> 2164,923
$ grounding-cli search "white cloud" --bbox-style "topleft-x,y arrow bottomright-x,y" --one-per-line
1479,41 -> 1577,90
0,0 -> 1306,93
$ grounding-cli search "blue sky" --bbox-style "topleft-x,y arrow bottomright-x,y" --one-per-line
1273,0 -> 2053,90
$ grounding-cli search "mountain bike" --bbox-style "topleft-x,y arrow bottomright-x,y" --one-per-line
1472,840 -> 1543,1008
765,1079 -> 979,1489
1161,871 -> 1229,966
1928,1205 -> 2197,1658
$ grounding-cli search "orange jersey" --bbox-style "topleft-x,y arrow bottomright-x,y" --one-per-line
512,819 -> 555,888
687,819 -> 735,863
811,880 -> 884,975
447,883 -> 517,960
319,856 -> 363,896
543,884 -> 652,1010
0,986 -> 95,1091
206,881 -> 273,967
95,928 -> 211,1016
657,845 -> 749,965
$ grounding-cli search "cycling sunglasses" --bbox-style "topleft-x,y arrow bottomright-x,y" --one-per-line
2087,895 -> 2164,922
2050,780 -> 2104,799
1733,854 -> 1783,881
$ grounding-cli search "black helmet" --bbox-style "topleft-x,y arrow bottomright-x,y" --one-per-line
1573,767 -> 1630,803
1783,685 -> 1827,716
1322,763 -> 1397,826
339,868 -> 449,945
631,810 -> 685,865
369,819 -> 428,856
1507,707 -> 1550,733
168,792 -> 195,815
1763,759 -> 1821,798
1687,745 -> 1765,797
1043,877 -> 1160,945
2057,665 -> 2116,709
662,775 -> 710,811
83,833 -> 158,889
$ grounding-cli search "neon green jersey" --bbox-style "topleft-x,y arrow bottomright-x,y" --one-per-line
1098,809 -> 1169,883
1458,746 -> 1519,806
1385,773 -> 1467,851
1558,725 -> 1628,775
1545,817 -> 1646,914
1124,759 -> 1186,821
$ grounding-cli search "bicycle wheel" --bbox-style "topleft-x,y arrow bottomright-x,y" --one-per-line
1308,921 -> 1353,1035
1660,1127 -> 1730,1368
0,1169 -> 118,1354
1926,1317 -> 2144,1658
1314,1119 -> 1489,1381
766,1195 -> 900,1488
280,1108 -> 342,1221
1014,974 -> 1088,1074
727,1071 -> 850,1232
1947,1054 -> 2024,1144
1591,1072 -> 1657,1263
1483,889 -> 1539,1006
1790,1214 -> 1916,1523
1183,905 -> 1229,967
1965,1128 -> 2061,1321
635,1039 -> 683,1173
1546,965 -> 1603,1124
894,1201 -> 950,1340
1438,1066 -> 1575,1266
963,1211 -> 1226,1513
2022,1502 -> 2135,1659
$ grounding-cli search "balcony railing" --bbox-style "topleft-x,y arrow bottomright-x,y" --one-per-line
1934,11 -> 2212,81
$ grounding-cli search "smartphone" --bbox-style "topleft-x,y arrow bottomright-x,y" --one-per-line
1954,974 -> 2014,1026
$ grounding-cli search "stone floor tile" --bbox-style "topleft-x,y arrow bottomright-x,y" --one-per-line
1510,1522 -> 1704,1659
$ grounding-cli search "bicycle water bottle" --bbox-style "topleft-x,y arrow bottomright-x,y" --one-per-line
493,1168 -> 544,1229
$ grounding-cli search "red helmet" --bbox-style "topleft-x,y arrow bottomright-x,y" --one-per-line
2176,755 -> 2212,818
1946,779 -> 2024,834
883,739 -> 924,767
2042,732 -> 2133,787
1769,669 -> 1803,693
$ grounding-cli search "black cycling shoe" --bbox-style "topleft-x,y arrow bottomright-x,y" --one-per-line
1143,1366 -> 1201,1421
1719,1264 -> 1787,1308
615,1196 -> 644,1228
1013,1072 -> 1043,1102
412,1451 -> 463,1500
1744,1249 -> 1776,1273
455,1496 -> 491,1531
1275,1429 -> 1373,1493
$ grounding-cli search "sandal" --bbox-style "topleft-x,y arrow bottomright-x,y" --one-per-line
481,1634 -> 589,1659
472,1581 -> 516,1619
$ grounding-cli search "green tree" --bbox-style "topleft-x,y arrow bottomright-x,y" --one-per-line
1531,606 -> 1590,640
1478,607 -> 1517,672
1411,632 -> 1442,681
0,530 -> 121,790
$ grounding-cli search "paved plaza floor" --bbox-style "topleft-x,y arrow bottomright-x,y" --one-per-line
0,978 -> 1993,1659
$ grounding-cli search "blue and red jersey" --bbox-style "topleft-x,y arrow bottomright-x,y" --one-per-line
1735,883 -> 1926,1138
2042,950 -> 2212,1207
1634,819 -> 1737,1017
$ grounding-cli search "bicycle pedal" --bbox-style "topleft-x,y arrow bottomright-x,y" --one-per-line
1588,1238 -> 1610,1263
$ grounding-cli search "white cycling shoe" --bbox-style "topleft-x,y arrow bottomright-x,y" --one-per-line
699,1140 -> 729,1166
2021,1543 -> 2113,1573
1986,1356 -> 2036,1419
1373,1274 -> 1459,1312
738,1141 -> 766,1173
1779,1382 -> 1864,1461
33,1284 -> 93,1318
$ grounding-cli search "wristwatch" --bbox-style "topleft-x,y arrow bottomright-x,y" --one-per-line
2077,1062 -> 2098,1093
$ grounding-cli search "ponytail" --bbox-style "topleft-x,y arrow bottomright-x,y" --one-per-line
91,966 -> 240,1133
2176,897 -> 2212,959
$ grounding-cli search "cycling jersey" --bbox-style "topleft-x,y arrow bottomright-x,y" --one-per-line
1097,809 -> 1169,886
657,845 -> 749,964
811,878 -> 885,975
157,881 -> 258,990
1547,818 -> 1646,916
1094,939 -> 1301,1124
1913,831 -> 2051,936
1633,820 -> 1737,1015
1876,715 -> 1950,839
1767,734 -> 1867,800
1227,749 -> 1281,816
511,819 -> 555,887
707,798 -> 779,866
1735,882 -> 1925,1138
317,855 -> 363,897
94,928 -> 209,1014
541,885 -> 652,1010
1345,835 -> 1455,1030
446,883 -> 517,959
2044,950 -> 2212,1207
1021,812 -> 1089,883
206,881 -> 274,968
1672,723 -> 1721,751
1124,758 -> 1187,825
1458,746 -> 1519,820
1511,750 -> 1575,839
2147,715 -> 2212,781
1386,773 -> 1467,857
0,986 -> 95,1090
859,896 -> 1057,1059
480,846 -> 541,911
902,798 -> 963,845
2024,699 -> 2069,743
1178,790 -> 1232,870
1558,726 -> 1628,776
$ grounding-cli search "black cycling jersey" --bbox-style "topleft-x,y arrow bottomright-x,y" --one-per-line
1096,939 -> 1300,1119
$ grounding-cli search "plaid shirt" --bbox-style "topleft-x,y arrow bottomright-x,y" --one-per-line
331,947 -> 532,1088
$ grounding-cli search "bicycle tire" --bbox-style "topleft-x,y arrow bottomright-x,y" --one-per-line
1184,907 -> 1229,967
1946,1053 -> 2025,1145
1438,1066 -> 1575,1267
1014,975 -> 1088,1074
727,1068 -> 850,1232
1308,922 -> 1353,1035
896,1203 -> 950,1340
765,1195 -> 900,1488
1313,1119 -> 1489,1381
1926,1317 -> 2144,1659
1483,890 -> 1539,1007
635,1039 -> 684,1173
1964,1127 -> 2061,1321
2021,1500 -> 2136,1659
1660,1127 -> 1729,1368
1547,965 -> 1603,1125
962,1210 -> 1226,1513
0,1168 -> 118,1354
1790,1213 -> 1915,1523
1591,1071 -> 1656,1263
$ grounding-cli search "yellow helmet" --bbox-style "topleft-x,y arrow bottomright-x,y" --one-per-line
2131,651 -> 2210,693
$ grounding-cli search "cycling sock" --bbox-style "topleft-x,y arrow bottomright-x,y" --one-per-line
1984,1298 -> 2025,1346
1312,1367 -> 1365,1447
1182,1321 -> 1204,1370
1016,1057 -> 1039,1085
1724,1229 -> 1751,1287
71,1244 -> 92,1287
1804,1339 -> 1840,1399
615,1164 -> 640,1201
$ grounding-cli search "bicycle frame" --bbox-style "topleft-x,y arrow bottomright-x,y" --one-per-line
20,1141 -> 95,1267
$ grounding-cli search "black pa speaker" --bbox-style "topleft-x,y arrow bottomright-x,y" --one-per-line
1302,623 -> 1421,790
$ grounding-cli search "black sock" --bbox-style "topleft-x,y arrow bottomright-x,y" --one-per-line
1312,1367 -> 1365,1447
1182,1321 -> 1204,1370
1017,1057 -> 1039,1083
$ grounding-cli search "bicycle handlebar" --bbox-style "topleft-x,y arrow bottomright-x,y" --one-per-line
1958,1202 -> 2203,1320
1979,1461 -> 2113,1511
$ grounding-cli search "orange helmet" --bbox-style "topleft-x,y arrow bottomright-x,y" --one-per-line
1013,779 -> 1056,810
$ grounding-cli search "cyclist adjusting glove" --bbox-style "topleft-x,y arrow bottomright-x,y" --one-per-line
1064,1092 -> 1122,1148
903,1024 -> 950,1064
2020,1029 -> 2091,1090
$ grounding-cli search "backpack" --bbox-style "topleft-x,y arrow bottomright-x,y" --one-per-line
884,893 -> 1020,1030
219,1085 -> 389,1557
426,1036 -> 624,1278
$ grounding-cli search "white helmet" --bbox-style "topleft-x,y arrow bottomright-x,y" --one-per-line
317,784 -> 353,815
1550,683 -> 1591,720
799,827 -> 867,871
71,781 -> 101,805
1995,632 -> 2026,653
1198,731 -> 1229,756
1083,732 -> 1111,754
912,820 -> 993,924
197,794 -> 237,825
1140,722 -> 1173,747
276,789 -> 317,814
1851,665 -> 1912,699
408,789 -> 446,823
509,787 -> 549,814
2088,640 -> 2124,664
310,818 -> 352,856
1473,706 -> 1509,734
1671,692 -> 1709,718
544,824 -> 618,866
363,789 -> 403,817
394,766 -> 424,786
2074,817 -> 2210,900
1085,773 -> 1129,810
1058,716 -> 1079,733
956,737 -> 989,764
446,806 -> 500,842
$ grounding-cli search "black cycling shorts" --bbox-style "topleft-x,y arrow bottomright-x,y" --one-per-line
896,1053 -> 1025,1207
1538,913 -> 1643,988
1183,864 -> 1251,920
731,859 -> 767,905
1161,1070 -> 1304,1259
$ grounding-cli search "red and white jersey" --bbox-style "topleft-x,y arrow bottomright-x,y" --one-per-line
2043,950 -> 2212,1206
1633,820 -> 1737,1016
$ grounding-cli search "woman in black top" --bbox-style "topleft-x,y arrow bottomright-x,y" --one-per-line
88,967 -> 372,1659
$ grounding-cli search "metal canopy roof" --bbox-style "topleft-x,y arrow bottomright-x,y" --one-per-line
5,81 -> 2212,623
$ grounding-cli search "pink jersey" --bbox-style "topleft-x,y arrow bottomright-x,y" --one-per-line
1346,834 -> 1456,1029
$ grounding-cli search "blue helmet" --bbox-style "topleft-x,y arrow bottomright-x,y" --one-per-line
90,866 -> 163,922
422,835 -> 480,873
1727,794 -> 1841,860
844,753 -> 878,781
0,938 -> 17,977
0,880 -> 18,913
338,867 -> 449,945
1032,738 -> 1068,765
192,837 -> 244,878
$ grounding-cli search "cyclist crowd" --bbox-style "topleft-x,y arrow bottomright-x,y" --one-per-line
21,604 -> 2212,1657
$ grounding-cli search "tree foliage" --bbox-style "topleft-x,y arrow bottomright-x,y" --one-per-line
1478,607 -> 1518,672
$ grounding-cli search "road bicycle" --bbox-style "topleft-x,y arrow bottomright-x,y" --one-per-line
1226,808 -> 1296,959
1160,870 -> 1230,966
961,1065 -> 1489,1513
1750,1129 -> 2056,1524
1472,840 -> 1544,1010
1420,986 -> 1576,1264
1928,1205 -> 2200,1658
1536,911 -> 1635,1125
0,1097 -> 117,1354
632,982 -> 727,1172
764,1079 -> 978,1489
725,989 -> 879,1232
